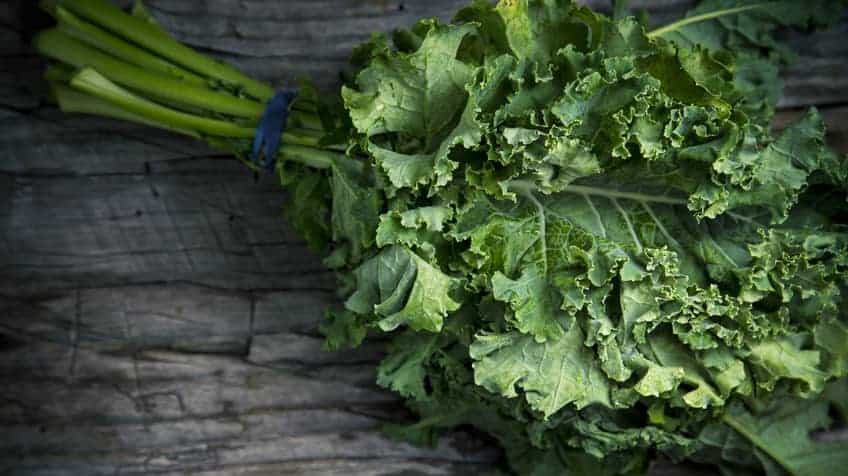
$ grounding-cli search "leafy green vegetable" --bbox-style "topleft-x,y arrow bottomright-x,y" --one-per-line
35,0 -> 848,474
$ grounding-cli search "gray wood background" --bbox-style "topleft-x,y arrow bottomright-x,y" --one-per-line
1,1 -> 846,475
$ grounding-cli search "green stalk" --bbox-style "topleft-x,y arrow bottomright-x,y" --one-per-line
44,63 -> 76,83
69,67 -> 256,138
55,0 -> 274,101
507,179 -> 688,205
278,144 -> 338,170
66,68 -> 342,169
647,3 -> 769,38
283,128 -> 345,151
49,5 -> 206,86
50,82 -> 200,138
35,28 -> 265,119
280,131 -> 320,148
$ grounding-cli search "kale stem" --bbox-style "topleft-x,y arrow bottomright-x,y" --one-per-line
48,5 -> 206,85
53,0 -> 275,101
69,67 -> 257,138
50,82 -> 200,138
507,180 -> 688,205
278,144 -> 339,170
282,131 -> 323,148
647,3 -> 769,38
61,69 -> 343,170
35,29 -> 266,119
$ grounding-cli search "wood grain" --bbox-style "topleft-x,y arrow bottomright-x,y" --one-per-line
1,1 -> 846,475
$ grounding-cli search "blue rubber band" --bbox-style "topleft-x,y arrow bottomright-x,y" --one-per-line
250,90 -> 297,171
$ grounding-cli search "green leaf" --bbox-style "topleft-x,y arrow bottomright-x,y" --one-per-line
748,335 -> 830,397
320,309 -> 367,351
814,320 -> 848,377
375,205 -> 453,260
279,166 -> 331,252
329,159 -> 381,263
470,323 -> 610,418
492,264 -> 566,342
822,378 -> 848,421
345,246 -> 464,333
691,109 -> 833,223
719,398 -> 848,476
656,0 -> 845,62
377,330 -> 440,400
653,0 -> 846,128
342,21 -> 483,190
495,0 -> 606,68
639,329 -> 723,408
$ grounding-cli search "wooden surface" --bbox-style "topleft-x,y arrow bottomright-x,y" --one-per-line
1,1 -> 846,475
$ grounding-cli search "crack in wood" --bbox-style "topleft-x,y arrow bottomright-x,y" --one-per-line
245,292 -> 256,357
68,289 -> 81,382
0,103 -> 205,158
1,281 -> 337,298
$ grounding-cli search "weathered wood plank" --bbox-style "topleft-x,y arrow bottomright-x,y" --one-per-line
2,171 -> 333,294
0,360 -> 493,474
1,1 -> 847,475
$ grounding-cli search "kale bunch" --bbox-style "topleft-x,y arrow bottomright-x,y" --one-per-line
37,1 -> 848,474
312,2 -> 848,473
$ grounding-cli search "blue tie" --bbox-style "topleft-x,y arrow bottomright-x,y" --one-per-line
250,90 -> 297,171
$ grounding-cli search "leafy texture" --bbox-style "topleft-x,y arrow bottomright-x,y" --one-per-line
659,0 -> 844,60
470,325 -> 611,417
324,1 -> 848,474
654,0 -> 846,125
344,245 -> 464,332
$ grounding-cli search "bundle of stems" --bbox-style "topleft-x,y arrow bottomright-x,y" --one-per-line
35,0 -> 344,170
